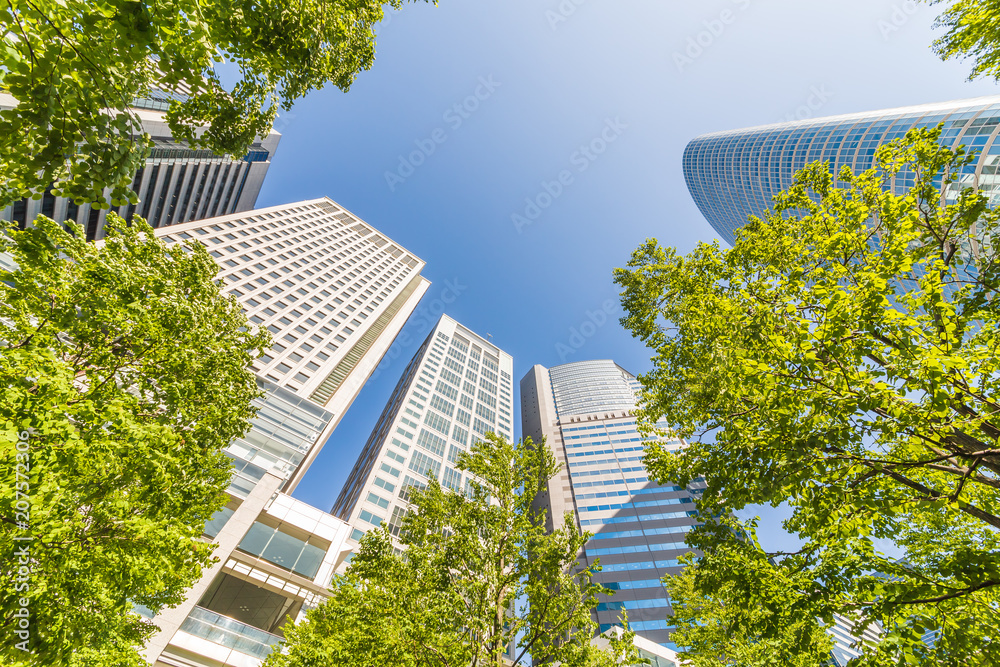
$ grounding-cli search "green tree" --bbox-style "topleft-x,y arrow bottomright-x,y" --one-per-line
614,128 -> 1000,666
0,214 -> 269,665
266,432 -> 645,667
664,547 -> 833,667
930,0 -> 1000,81
0,0 -> 431,209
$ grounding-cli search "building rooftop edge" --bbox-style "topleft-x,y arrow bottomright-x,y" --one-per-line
686,95 -> 1000,142
433,313 -> 513,362
151,196 -> 427,268
547,358 -> 636,379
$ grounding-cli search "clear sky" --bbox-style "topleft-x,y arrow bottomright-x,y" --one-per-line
274,0 -> 998,549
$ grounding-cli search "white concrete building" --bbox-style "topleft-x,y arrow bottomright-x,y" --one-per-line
332,314 -> 515,547
143,197 -> 430,667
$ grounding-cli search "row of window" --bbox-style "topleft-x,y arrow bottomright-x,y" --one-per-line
569,455 -> 643,469
570,465 -> 646,478
586,540 -> 687,556
602,579 -> 665,591
567,445 -> 646,458
580,511 -> 694,527
599,620 -> 674,632
595,597 -> 669,611
588,524 -> 690,541
575,485 -> 684,500
579,497 -> 693,513
563,420 -> 637,433
571,475 -> 649,490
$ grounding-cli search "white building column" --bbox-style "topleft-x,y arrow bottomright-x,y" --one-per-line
142,472 -> 283,665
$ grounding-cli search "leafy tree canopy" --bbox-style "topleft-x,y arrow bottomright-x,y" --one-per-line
0,214 -> 269,665
664,548 -> 834,667
614,128 -> 1000,665
930,0 -> 1000,81
0,0 -> 431,209
266,432 -> 645,667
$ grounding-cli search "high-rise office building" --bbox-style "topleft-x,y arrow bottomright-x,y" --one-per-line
683,96 -> 1000,244
521,360 -> 702,649
142,197 -> 430,667
0,92 -> 279,241
828,614 -> 883,667
332,314 -> 515,546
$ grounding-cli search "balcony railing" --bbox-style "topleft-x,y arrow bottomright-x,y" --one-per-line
179,606 -> 283,660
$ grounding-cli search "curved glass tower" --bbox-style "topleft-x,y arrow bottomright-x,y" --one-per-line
683,96 -> 1000,245
548,360 -> 641,416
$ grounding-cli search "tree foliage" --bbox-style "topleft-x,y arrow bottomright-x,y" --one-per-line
0,215 -> 269,665
0,0 -> 431,209
930,0 -> 1000,81
266,432 -> 644,667
614,128 -> 1000,665
664,548 -> 833,667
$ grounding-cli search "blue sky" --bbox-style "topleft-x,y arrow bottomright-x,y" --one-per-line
273,0 -> 998,548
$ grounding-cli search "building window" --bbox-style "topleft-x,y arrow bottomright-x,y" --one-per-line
430,395 -> 455,417
359,509 -> 383,527
442,467 -> 462,492
416,429 -> 446,457
408,451 -> 442,480
424,411 -> 451,436
237,522 -> 327,579
386,507 -> 407,537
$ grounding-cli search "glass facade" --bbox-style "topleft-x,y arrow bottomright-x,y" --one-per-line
525,360 -> 704,649
683,96 -> 1000,245
237,521 -> 328,579
224,378 -> 334,494
549,360 -> 641,417
179,606 -> 283,660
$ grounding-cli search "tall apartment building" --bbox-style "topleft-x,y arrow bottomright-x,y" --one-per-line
521,360 -> 703,650
0,92 -> 279,241
142,197 -> 430,667
683,96 -> 1000,244
332,314 -> 515,546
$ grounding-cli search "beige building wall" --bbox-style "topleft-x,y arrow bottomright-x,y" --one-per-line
142,198 -> 428,666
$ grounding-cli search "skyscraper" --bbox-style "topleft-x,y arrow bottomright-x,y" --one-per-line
142,197 -> 430,666
683,96 -> 1000,245
332,314 -> 515,546
0,92 -> 279,241
520,360 -> 702,649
